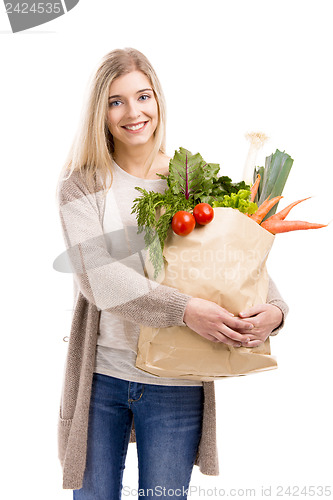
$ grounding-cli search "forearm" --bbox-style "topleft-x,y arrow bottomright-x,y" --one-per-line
266,276 -> 289,335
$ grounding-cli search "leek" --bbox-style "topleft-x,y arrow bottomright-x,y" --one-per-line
254,149 -> 294,221
242,131 -> 269,185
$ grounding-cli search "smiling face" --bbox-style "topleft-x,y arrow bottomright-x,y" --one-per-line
107,70 -> 159,151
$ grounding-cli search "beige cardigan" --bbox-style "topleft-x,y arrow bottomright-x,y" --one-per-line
56,169 -> 289,490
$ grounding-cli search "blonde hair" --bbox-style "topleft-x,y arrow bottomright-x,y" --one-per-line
56,48 -> 167,197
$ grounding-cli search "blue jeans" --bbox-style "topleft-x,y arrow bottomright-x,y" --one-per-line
73,373 -> 204,500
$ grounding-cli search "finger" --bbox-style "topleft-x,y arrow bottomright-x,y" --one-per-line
235,323 -> 258,334
217,325 -> 252,343
217,334 -> 243,347
210,331 -> 242,347
242,339 -> 263,348
225,316 -> 254,331
206,334 -> 220,343
238,332 -> 259,340
239,305 -> 266,318
201,332 -> 237,344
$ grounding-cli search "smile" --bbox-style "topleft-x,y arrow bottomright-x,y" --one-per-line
122,121 -> 148,132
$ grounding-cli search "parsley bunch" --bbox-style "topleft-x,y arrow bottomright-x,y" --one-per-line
132,186 -> 194,278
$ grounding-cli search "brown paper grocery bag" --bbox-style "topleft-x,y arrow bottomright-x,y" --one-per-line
136,207 -> 277,381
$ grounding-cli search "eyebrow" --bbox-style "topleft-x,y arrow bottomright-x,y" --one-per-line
108,88 -> 153,100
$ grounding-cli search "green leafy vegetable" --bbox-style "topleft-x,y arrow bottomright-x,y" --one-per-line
212,189 -> 258,214
198,176 -> 251,205
162,147 -> 220,199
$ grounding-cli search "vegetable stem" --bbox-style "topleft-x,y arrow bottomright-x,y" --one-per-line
242,132 -> 269,184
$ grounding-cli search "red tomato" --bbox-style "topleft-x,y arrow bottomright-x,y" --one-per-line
193,203 -> 214,225
171,211 -> 196,236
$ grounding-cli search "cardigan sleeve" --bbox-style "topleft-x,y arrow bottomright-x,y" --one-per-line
266,276 -> 289,335
57,171 -> 192,328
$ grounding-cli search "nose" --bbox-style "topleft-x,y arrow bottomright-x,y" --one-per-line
126,99 -> 141,120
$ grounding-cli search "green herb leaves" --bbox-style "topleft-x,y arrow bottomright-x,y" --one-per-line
166,147 -> 220,200
198,176 -> 251,205
131,187 -> 193,278
212,189 -> 258,214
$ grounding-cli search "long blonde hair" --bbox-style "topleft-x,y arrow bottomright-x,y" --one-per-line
57,48 -> 167,196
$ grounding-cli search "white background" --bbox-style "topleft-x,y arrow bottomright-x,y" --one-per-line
1,0 -> 333,498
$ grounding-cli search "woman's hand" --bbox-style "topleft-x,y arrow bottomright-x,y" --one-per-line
238,304 -> 283,347
183,298 -> 255,347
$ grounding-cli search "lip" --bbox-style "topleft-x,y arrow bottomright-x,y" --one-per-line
121,121 -> 148,133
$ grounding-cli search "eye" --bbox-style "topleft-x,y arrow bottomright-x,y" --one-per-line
109,100 -> 122,107
139,94 -> 151,102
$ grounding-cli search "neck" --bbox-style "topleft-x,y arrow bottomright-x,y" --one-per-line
113,139 -> 155,176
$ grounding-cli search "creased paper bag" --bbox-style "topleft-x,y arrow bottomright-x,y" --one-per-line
136,207 -> 277,381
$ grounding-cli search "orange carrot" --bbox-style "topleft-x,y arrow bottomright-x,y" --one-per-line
250,195 -> 283,224
261,219 -> 327,234
265,197 -> 311,222
250,174 -> 261,202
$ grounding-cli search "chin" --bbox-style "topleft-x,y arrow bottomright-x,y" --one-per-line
125,135 -> 154,147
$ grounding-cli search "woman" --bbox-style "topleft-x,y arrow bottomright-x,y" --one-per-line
56,48 -> 288,499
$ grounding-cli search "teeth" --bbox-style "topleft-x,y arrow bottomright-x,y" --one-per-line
124,122 -> 146,131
